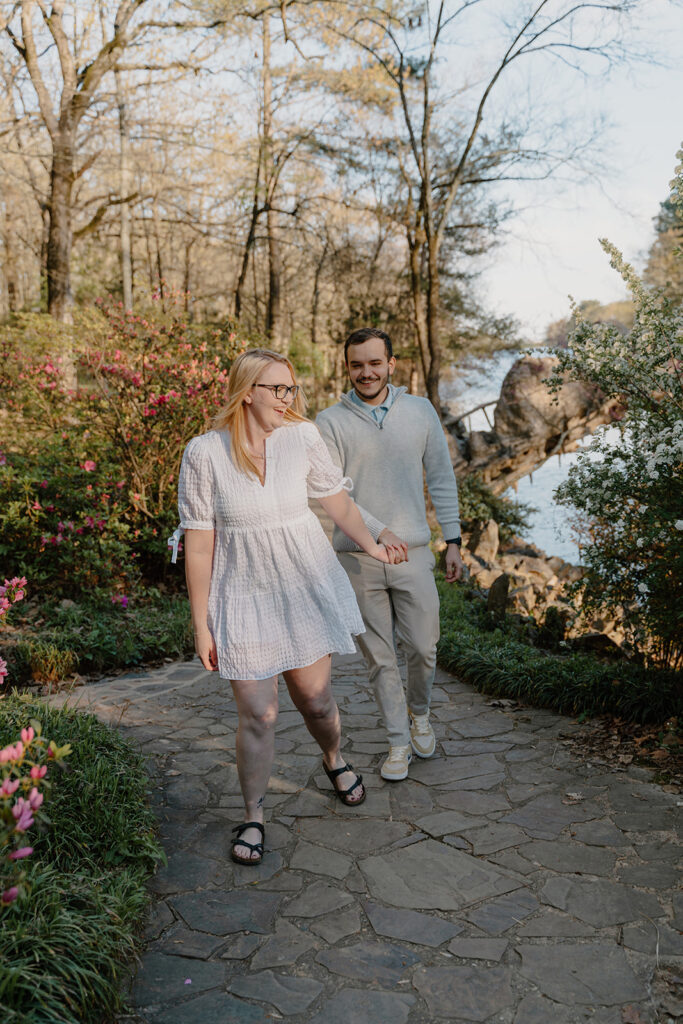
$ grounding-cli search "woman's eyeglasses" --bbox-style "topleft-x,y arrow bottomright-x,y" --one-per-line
255,384 -> 300,401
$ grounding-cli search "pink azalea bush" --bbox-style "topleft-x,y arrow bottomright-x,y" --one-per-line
0,297 -> 245,600
0,723 -> 70,908
0,577 -> 28,697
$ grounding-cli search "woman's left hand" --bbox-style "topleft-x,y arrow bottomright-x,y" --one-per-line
370,543 -> 403,564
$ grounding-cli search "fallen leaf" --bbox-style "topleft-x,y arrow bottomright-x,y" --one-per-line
621,1005 -> 647,1023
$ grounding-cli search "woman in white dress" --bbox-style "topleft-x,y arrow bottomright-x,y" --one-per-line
177,348 -> 404,865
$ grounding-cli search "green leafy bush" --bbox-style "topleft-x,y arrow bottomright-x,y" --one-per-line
458,473 -> 535,543
546,149 -> 683,669
0,297 -> 245,599
437,577 -> 682,724
0,694 -> 163,1023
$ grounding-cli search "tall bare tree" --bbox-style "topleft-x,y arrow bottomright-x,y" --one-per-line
329,0 -> 643,411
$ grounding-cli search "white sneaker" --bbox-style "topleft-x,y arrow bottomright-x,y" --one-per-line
380,745 -> 413,781
409,709 -> 436,758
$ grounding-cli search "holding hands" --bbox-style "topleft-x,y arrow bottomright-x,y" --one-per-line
375,528 -> 409,565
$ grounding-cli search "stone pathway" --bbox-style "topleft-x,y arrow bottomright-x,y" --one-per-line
48,653 -> 682,1024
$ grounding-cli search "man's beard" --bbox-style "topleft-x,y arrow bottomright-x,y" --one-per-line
353,371 -> 389,402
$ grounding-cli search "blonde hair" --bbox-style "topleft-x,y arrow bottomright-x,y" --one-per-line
213,348 -> 307,478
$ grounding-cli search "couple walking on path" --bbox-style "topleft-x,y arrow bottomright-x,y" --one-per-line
174,327 -> 463,866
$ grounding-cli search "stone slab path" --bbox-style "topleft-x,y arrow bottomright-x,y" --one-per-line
48,653 -> 682,1024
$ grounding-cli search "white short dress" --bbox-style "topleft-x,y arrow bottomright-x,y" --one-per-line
176,419 -> 366,680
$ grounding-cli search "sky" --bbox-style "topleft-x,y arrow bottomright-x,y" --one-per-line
472,1 -> 683,342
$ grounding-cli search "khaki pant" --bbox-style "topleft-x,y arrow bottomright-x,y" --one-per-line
339,545 -> 440,747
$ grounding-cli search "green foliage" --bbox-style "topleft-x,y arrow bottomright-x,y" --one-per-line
545,148 -> 683,670
458,473 -> 535,543
437,578 -> 682,724
7,595 -> 193,685
0,694 -> 163,1022
0,298 -> 246,599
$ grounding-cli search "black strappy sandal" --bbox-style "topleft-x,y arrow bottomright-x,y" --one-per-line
231,821 -> 265,866
323,761 -> 366,806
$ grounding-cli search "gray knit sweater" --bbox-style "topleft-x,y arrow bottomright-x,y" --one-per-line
316,387 -> 460,552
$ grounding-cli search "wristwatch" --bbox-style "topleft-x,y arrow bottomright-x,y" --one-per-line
445,537 -> 462,547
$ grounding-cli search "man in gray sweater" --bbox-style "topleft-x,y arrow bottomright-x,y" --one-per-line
316,327 -> 463,781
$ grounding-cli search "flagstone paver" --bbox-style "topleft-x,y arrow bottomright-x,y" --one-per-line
47,650 -> 682,1023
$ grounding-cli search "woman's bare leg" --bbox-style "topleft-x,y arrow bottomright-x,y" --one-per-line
231,675 -> 279,859
283,655 -> 364,803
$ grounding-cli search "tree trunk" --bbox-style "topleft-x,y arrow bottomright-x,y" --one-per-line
266,203 -> 284,349
234,151 -> 261,319
115,69 -> 133,311
425,243 -> 442,416
46,135 -> 74,323
262,15 -> 284,351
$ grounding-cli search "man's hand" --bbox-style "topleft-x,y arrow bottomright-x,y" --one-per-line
445,543 -> 464,583
378,528 -> 408,564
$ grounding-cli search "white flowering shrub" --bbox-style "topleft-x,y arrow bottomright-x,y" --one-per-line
546,148 -> 683,670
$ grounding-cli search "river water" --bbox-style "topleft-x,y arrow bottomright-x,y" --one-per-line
441,351 -> 609,564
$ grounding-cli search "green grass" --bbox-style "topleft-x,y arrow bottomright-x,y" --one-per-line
437,577 -> 682,724
5,593 -> 193,684
0,694 -> 164,1023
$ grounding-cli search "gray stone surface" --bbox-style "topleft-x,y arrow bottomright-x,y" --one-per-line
515,909 -> 595,937
447,937 -> 508,961
464,890 -> 539,934
501,793 -> 599,839
541,877 -> 664,927
228,970 -> 323,1015
309,905 -> 361,943
413,964 -> 515,1020
359,839 -> 521,910
170,890 -> 281,935
131,952 -> 224,1005
51,647 -> 679,1024
282,879 -> 355,917
519,839 -> 616,876
250,920 -> 317,968
153,991 -> 271,1024
363,900 -> 463,946
316,939 -> 420,983
518,944 -> 647,1004
308,989 -> 415,1024
290,839 -> 352,878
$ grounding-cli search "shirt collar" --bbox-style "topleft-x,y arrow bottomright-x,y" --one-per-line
349,381 -> 396,411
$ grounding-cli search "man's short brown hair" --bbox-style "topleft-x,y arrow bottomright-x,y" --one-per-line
344,327 -> 393,362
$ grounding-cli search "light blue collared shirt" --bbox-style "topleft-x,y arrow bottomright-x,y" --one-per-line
349,382 -> 397,426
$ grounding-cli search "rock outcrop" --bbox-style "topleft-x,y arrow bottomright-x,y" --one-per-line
444,354 -> 625,494
454,521 -> 629,654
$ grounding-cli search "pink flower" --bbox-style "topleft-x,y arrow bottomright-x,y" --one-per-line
27,787 -> 43,811
8,847 -> 33,861
83,460 -> 96,472
0,656 -> 7,680
20,727 -> 34,745
2,887 -> 19,905
30,765 -> 47,780
0,778 -> 20,796
12,798 -> 34,832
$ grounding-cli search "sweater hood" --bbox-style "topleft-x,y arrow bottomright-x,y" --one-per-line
338,385 -> 408,424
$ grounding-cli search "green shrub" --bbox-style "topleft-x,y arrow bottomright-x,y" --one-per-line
0,694 -> 163,1023
0,298 -> 245,599
458,473 -> 535,544
545,149 -> 683,670
437,577 -> 682,724
6,595 -> 193,686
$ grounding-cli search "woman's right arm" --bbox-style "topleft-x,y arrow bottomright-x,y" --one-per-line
184,528 -> 218,671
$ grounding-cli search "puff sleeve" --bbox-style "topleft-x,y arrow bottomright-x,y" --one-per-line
301,421 -> 353,499
178,436 -> 216,530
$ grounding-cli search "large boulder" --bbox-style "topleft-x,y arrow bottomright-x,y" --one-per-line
445,355 -> 624,494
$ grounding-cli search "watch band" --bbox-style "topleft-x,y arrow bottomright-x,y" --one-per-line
445,537 -> 462,547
